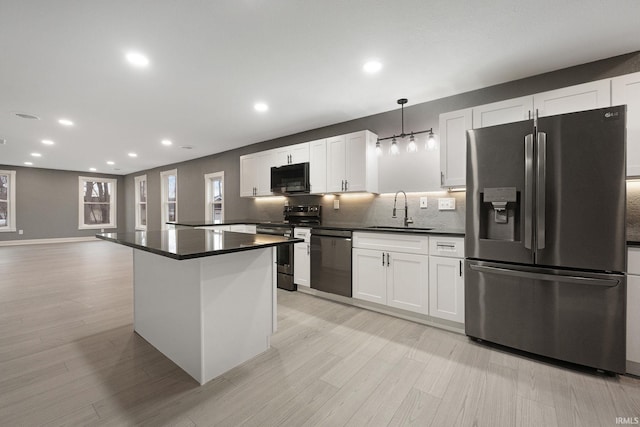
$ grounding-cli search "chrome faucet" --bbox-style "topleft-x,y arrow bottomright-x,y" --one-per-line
392,191 -> 413,227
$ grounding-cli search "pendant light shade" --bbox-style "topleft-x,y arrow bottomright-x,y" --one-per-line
426,130 -> 438,151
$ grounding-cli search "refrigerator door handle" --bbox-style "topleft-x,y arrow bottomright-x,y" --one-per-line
536,132 -> 547,250
469,264 -> 621,287
524,134 -> 534,250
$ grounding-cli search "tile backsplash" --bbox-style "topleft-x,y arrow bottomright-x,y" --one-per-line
247,182 -> 640,240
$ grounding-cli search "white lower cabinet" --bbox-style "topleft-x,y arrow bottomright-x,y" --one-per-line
626,247 -> 640,375
293,242 -> 310,287
428,256 -> 464,323
352,232 -> 429,315
428,236 -> 465,323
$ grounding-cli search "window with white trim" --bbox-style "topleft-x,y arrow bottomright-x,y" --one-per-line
134,175 -> 147,230
205,171 -> 224,224
0,170 -> 16,232
161,169 -> 177,229
78,177 -> 117,229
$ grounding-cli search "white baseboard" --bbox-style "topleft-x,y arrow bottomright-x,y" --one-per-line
0,236 -> 98,247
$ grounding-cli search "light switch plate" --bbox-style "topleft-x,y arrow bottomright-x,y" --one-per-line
420,197 -> 428,208
333,199 -> 340,210
438,198 -> 456,210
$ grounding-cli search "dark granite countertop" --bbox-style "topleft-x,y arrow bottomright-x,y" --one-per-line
96,229 -> 302,260
169,220 -> 465,236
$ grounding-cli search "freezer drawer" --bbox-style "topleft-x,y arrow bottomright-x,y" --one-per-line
465,260 -> 626,373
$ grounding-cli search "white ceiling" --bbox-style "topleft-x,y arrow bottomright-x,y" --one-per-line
1,0 -> 639,175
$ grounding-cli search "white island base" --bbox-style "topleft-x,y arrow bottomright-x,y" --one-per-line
132,247 -> 276,385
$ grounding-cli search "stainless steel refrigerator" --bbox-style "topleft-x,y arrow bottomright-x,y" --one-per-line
465,105 -> 627,373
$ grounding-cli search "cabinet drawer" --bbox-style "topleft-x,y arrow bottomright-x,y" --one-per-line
429,237 -> 464,258
628,247 -> 640,275
353,232 -> 429,255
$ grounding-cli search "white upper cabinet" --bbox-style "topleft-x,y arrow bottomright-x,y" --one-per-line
326,130 -> 378,193
309,138 -> 327,194
612,71 -> 640,177
239,150 -> 274,197
273,142 -> 310,167
439,108 -> 472,188
473,96 -> 534,128
533,79 -> 611,117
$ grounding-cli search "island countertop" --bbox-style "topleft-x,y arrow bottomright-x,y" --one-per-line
96,228 -> 302,260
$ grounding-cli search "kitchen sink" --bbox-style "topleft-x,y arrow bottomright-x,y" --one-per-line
365,226 -> 433,231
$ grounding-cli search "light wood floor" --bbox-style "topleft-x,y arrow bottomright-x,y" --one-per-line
1,241 -> 639,426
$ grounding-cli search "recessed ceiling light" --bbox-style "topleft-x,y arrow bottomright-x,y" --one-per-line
58,119 -> 74,126
106,161 -> 115,165
89,167 -> 97,172
31,152 -> 42,157
14,112 -> 40,120
125,51 -> 150,68
24,161 -> 33,166
161,139 -> 172,146
41,139 -> 54,145
128,152 -> 138,157
254,102 -> 269,112
363,60 -> 383,74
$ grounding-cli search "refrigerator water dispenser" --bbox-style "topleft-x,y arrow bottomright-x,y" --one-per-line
480,187 -> 519,241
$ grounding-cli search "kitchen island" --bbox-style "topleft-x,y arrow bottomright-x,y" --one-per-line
97,228 -> 301,385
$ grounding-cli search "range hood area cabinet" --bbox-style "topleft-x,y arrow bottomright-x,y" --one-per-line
439,78 -> 613,188
326,130 -> 378,193
240,130 -> 378,197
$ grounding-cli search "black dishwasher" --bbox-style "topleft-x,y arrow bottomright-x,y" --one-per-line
310,228 -> 352,297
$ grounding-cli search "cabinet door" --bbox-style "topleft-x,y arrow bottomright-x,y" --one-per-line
240,154 -> 258,197
256,150 -> 274,196
439,108 -> 472,188
326,135 -> 347,192
290,142 -> 310,164
294,242 -> 310,287
273,147 -> 290,167
533,79 -> 610,118
612,72 -> 640,177
345,131 -> 367,192
473,96 -> 534,128
428,256 -> 464,323
309,139 -> 327,194
352,248 -> 386,304
387,251 -> 429,314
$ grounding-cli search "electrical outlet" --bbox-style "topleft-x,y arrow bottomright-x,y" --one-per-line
101,228 -> 105,232
18,229 -> 23,235
419,197 -> 428,208
333,199 -> 340,210
438,198 -> 456,210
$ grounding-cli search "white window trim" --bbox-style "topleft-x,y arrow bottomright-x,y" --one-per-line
160,169 -> 177,230
134,174 -> 147,230
204,171 -> 224,224
78,176 -> 117,230
0,170 -> 17,232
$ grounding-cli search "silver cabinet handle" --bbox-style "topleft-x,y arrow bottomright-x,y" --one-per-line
469,264 -> 621,287
459,260 -> 462,277
382,253 -> 385,266
341,180 -> 345,191
524,134 -> 534,250
536,132 -> 546,250
386,252 -> 390,267
345,180 -> 348,191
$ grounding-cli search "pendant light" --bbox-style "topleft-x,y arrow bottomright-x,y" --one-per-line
376,98 -> 435,155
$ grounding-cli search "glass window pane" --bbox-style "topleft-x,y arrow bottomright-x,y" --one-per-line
213,178 -> 222,200
84,203 -> 111,225
0,201 -> 7,226
0,175 -> 7,201
139,180 -> 147,203
168,175 -> 176,201
84,181 -> 111,203
167,202 -> 176,222
140,204 -> 147,226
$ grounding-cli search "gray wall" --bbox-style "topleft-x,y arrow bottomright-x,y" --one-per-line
0,166 -> 125,241
124,50 -> 640,233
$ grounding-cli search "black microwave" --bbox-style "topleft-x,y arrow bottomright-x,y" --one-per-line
271,162 -> 310,194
